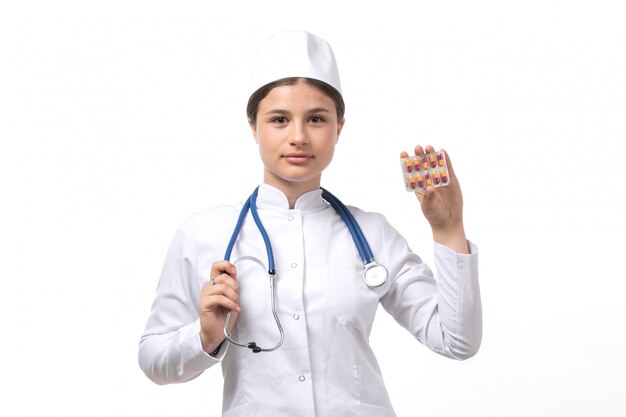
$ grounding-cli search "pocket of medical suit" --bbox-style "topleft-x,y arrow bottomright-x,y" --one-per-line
331,266 -> 379,332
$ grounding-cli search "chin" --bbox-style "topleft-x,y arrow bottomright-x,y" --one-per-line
270,171 -> 322,186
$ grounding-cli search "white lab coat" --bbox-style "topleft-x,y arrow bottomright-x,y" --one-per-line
139,183 -> 482,417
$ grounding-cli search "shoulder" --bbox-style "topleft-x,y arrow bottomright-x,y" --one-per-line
345,205 -> 390,230
175,201 -> 244,245
343,204 -> 407,250
185,203 -> 242,227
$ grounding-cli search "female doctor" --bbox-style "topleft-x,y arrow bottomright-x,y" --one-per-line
139,31 -> 482,417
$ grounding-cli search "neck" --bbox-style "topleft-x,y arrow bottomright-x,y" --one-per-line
263,173 -> 321,209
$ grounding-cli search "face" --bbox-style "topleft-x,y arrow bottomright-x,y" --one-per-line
250,81 -> 345,194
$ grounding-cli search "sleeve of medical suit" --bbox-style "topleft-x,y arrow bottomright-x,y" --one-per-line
379,218 -> 482,360
138,218 -> 225,385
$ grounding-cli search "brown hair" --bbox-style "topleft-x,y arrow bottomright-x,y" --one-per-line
246,77 -> 345,125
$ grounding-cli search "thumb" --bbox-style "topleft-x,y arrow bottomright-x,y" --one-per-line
415,186 -> 435,203
440,148 -> 456,179
420,186 -> 438,215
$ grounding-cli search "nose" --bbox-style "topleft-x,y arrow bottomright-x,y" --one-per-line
290,121 -> 308,145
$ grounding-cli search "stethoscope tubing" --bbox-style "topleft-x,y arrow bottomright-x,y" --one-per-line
320,188 -> 375,264
224,189 -> 276,275
224,196 -> 251,265
223,257 -> 284,353
223,188 -> 282,352
249,189 -> 276,274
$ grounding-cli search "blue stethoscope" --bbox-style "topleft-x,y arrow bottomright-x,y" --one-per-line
223,186 -> 388,353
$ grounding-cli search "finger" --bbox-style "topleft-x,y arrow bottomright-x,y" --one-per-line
210,260 -> 237,280
424,186 -> 437,200
414,145 -> 425,156
213,273 -> 240,294
204,281 -> 240,304
225,310 -> 239,334
400,150 -> 409,158
205,294 -> 241,313
415,188 -> 425,202
440,148 -> 457,178
419,186 -> 438,214
424,144 -> 435,154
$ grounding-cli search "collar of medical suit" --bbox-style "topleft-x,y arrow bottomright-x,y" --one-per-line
247,30 -> 342,97
256,183 -> 328,213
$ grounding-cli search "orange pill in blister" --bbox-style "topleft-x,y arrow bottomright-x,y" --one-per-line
437,153 -> 444,167
412,157 -> 421,171
429,154 -> 437,168
433,171 -> 440,185
441,169 -> 448,183
417,173 -> 424,187
425,173 -> 432,186
408,175 -> 416,189
421,157 -> 429,170
404,159 -> 413,173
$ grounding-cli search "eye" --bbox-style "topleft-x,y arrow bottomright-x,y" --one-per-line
271,116 -> 288,124
309,115 -> 325,123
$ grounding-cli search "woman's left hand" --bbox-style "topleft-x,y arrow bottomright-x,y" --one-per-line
400,145 -> 469,253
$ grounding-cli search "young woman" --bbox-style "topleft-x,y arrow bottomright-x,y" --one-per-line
139,31 -> 482,417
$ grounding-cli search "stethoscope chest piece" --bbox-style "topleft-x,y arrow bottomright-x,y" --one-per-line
363,262 -> 388,287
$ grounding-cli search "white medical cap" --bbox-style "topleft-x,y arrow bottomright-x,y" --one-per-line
248,30 -> 342,98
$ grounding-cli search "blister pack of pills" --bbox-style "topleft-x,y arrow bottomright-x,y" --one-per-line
400,151 -> 450,191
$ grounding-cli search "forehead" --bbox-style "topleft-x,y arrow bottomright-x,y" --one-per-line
258,82 -> 335,111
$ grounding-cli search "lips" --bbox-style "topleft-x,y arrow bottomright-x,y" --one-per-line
284,152 -> 312,165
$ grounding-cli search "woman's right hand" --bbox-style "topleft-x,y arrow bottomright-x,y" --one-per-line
199,261 -> 240,354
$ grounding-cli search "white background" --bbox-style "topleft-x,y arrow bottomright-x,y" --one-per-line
1,1 -> 625,416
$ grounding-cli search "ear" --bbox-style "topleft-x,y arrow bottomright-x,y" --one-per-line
249,120 -> 259,144
335,117 -> 345,143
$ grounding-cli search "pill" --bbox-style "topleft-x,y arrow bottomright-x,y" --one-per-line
400,151 -> 451,193
408,175 -> 416,189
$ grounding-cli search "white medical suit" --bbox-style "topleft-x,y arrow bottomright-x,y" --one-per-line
139,183 -> 482,417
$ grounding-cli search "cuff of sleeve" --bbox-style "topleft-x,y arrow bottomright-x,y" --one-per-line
434,239 -> 478,257
433,239 -> 478,285
179,319 -> 228,372
433,239 -> 481,359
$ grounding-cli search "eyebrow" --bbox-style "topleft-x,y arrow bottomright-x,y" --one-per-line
306,107 -> 331,114
264,107 -> 331,116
